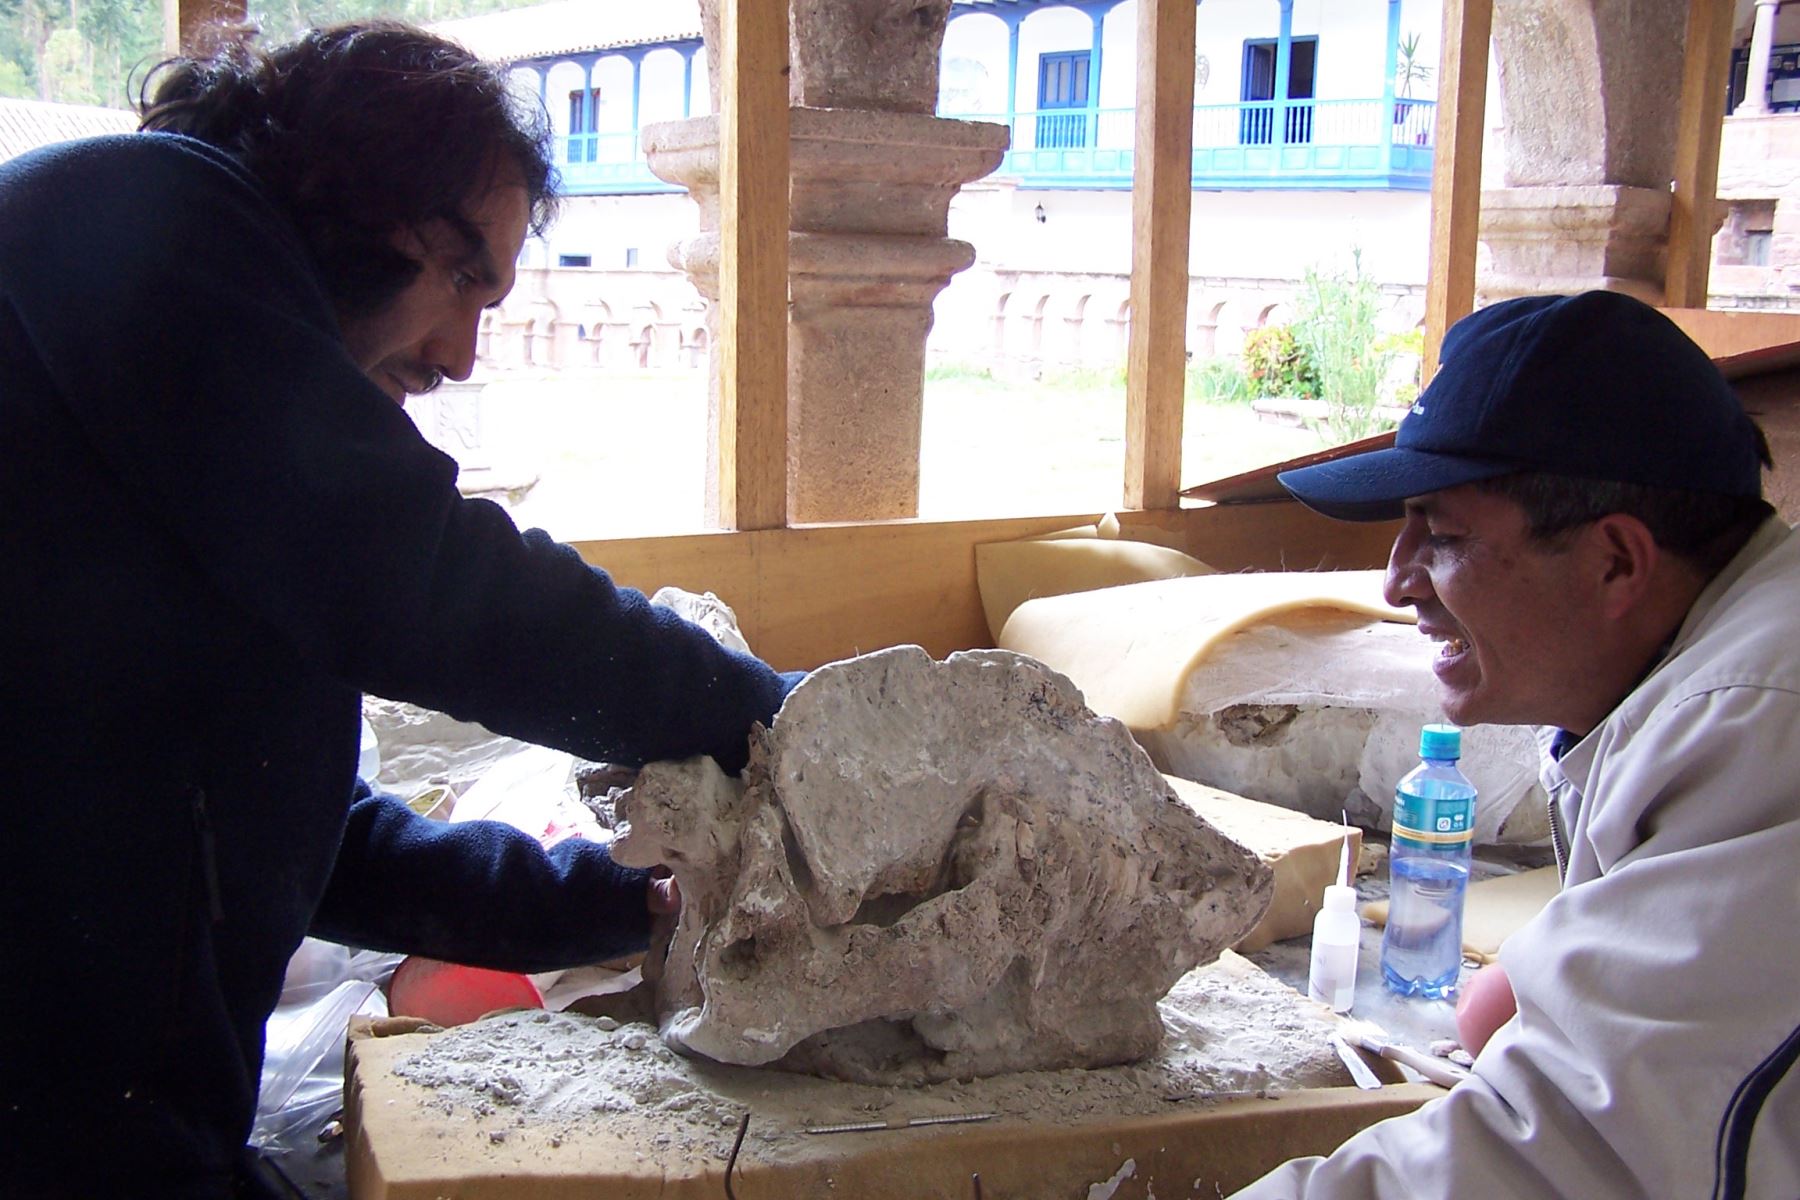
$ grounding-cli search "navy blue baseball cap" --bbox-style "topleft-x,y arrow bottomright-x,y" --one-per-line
1277,291 -> 1767,521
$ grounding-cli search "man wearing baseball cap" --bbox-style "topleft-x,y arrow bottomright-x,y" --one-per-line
1235,291 -> 1798,1198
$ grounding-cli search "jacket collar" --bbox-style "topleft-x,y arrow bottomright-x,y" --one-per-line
1543,516 -> 1794,799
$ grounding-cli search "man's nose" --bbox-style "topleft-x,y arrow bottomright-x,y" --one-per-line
1383,525 -> 1428,608
427,313 -> 480,382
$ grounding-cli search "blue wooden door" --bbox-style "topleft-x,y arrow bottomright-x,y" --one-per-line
1239,38 -> 1316,146
567,87 -> 599,163
1037,50 -> 1090,149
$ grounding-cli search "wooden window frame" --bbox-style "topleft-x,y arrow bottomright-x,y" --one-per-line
165,0 -> 1743,668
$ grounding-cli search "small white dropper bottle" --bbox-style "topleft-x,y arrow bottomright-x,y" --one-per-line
1307,820 -> 1361,1013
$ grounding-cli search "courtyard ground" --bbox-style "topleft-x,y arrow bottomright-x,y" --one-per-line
434,365 -> 1327,543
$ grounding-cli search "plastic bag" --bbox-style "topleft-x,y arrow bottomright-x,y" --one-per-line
251,978 -> 385,1150
449,743 -> 603,848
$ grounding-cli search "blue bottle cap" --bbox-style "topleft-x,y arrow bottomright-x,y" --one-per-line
1419,723 -> 1462,760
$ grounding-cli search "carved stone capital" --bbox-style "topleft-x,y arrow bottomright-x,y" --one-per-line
645,108 -> 1009,239
1477,184 -> 1672,304
644,108 -> 1006,523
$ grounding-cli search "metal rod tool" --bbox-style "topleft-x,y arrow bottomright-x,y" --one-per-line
804,1111 -> 997,1135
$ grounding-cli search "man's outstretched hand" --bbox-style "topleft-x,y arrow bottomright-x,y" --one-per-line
648,872 -> 681,916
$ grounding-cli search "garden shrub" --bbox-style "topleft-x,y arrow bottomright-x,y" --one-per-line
1293,256 -> 1402,444
1241,324 -> 1321,400
1187,357 -> 1254,406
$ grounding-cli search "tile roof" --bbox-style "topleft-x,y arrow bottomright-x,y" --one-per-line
0,97 -> 137,163
431,0 -> 703,65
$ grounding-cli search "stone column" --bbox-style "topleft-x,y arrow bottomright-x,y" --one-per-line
1478,185 -> 1672,304
1479,0 -> 1692,304
644,0 -> 1008,524
1739,0 -> 1783,117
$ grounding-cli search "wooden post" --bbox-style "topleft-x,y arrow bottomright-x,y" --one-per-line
1666,0 -> 1735,308
1123,0 -> 1197,511
1422,0 -> 1491,381
172,0 -> 244,54
716,0 -> 791,531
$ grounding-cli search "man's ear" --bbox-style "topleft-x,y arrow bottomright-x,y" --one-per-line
1586,513 -> 1661,619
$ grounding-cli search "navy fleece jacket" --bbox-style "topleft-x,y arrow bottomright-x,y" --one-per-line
0,133 -> 798,1197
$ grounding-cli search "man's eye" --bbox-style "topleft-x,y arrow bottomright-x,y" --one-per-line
451,270 -> 477,292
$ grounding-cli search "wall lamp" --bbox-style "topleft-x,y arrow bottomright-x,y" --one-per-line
1034,203 -> 1047,225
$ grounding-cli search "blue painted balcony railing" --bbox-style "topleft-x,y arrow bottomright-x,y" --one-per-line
946,96 -> 1436,190
557,130 -> 682,195
551,97 -> 1435,196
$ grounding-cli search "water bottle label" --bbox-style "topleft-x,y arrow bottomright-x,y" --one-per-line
1392,788 -> 1474,850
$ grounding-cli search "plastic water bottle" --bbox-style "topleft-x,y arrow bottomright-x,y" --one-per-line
1380,724 -> 1477,999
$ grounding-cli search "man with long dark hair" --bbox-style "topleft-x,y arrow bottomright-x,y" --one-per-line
0,22 -> 796,1197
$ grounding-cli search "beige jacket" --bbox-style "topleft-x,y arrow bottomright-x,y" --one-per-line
1236,518 -> 1800,1200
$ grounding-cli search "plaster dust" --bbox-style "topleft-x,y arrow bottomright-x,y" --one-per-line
386,950 -> 1355,1174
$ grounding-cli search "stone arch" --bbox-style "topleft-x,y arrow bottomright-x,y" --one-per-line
1028,294 -> 1052,361
1109,298 -> 1131,365
940,11 -> 1009,116
1060,293 -> 1093,366
518,299 -> 558,366
629,300 -> 666,368
577,299 -> 611,365
581,297 -> 614,328
682,324 -> 711,368
1261,300 -> 1297,328
1190,297 -> 1231,360
477,310 -> 497,363
1211,297 -> 1263,358
991,290 -> 1012,360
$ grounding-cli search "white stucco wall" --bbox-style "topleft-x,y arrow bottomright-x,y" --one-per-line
943,183 -> 1428,280
536,192 -> 700,272
925,182 -> 1430,363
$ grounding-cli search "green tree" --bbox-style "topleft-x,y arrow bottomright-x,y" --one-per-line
41,24 -> 95,103
1291,253 -> 1400,445
78,0 -> 158,106
0,56 -> 31,96
14,0 -> 68,101
0,0 -> 536,113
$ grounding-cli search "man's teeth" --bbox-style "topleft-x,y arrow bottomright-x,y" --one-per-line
1440,637 -> 1467,656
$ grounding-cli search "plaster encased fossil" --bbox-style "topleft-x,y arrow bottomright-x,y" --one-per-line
611,646 -> 1274,1084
